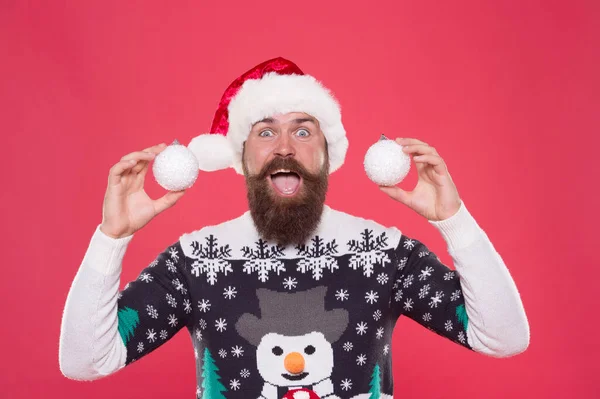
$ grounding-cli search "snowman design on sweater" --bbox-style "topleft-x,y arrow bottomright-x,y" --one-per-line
116,205 -> 473,398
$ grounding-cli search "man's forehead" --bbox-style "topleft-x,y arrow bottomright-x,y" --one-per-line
252,112 -> 319,127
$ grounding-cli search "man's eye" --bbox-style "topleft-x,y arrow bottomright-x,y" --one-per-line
259,130 -> 274,137
296,129 -> 310,137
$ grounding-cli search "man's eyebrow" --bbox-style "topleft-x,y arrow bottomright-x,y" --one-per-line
252,117 -> 275,127
291,117 -> 318,125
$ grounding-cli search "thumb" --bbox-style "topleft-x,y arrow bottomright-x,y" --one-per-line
154,190 -> 186,214
379,185 -> 411,205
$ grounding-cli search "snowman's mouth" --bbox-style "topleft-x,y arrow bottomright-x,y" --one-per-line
281,372 -> 309,381
268,170 -> 302,196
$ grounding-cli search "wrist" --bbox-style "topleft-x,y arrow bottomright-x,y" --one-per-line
99,224 -> 132,240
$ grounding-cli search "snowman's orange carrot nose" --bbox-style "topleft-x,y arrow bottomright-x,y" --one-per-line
284,352 -> 305,374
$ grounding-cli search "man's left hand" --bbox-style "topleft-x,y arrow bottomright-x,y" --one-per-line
378,137 -> 462,221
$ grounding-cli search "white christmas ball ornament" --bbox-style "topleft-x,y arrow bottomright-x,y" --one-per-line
152,139 -> 199,191
364,135 -> 411,186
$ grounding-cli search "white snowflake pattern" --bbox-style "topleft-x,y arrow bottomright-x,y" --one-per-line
167,314 -> 178,327
418,250 -> 430,258
191,258 -> 233,285
160,330 -> 168,340
403,274 -> 414,288
124,282 -> 131,290
422,313 -> 432,322
149,259 -> 159,268
429,291 -> 444,308
230,379 -> 241,391
198,299 -> 211,312
356,354 -> 367,366
348,251 -> 390,277
117,292 -> 123,299
215,318 -> 227,332
376,273 -> 389,285
139,273 -> 153,283
335,289 -> 350,301
383,344 -> 390,355
403,298 -> 414,311
219,348 -> 228,358
240,369 -> 251,378
444,271 -> 456,280
450,290 -> 461,301
458,331 -> 466,344
194,348 -> 199,359
283,277 -> 297,290
171,278 -> 188,295
403,238 -> 416,250
418,284 -> 431,299
243,258 -> 286,283
146,305 -> 158,319
340,379 -> 353,391
195,328 -> 202,341
445,320 -> 453,331
166,259 -> 177,273
198,319 -> 207,330
365,291 -> 379,304
166,293 -> 177,308
169,247 -> 180,261
296,255 -> 339,281
356,322 -> 368,335
418,266 -> 434,281
394,289 -> 403,302
223,286 -> 237,300
398,256 -> 408,271
376,327 -> 384,339
343,341 -> 353,351
196,386 -> 201,398
146,329 -> 157,343
373,310 -> 382,321
231,345 -> 244,357
183,299 -> 192,314
137,342 -> 144,353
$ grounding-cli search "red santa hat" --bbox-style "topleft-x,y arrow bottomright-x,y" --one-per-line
187,57 -> 348,174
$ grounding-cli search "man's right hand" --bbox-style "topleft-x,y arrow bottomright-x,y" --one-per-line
99,143 -> 187,239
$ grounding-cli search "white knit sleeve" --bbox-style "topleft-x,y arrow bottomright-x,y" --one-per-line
58,225 -> 132,380
428,201 -> 530,357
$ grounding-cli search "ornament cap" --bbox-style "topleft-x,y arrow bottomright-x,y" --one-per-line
172,139 -> 180,145
379,134 -> 389,141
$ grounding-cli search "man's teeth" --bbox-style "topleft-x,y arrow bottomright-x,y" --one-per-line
273,169 -> 291,174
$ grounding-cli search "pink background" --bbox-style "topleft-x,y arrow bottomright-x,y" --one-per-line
1,1 -> 597,398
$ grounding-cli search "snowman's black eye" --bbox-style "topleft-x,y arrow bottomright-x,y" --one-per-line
272,346 -> 283,356
304,345 -> 316,355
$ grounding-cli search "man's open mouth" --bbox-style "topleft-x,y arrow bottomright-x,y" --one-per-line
281,372 -> 309,381
268,169 -> 302,196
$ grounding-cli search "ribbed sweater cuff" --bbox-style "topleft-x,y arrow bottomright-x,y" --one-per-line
82,224 -> 134,276
428,200 -> 483,254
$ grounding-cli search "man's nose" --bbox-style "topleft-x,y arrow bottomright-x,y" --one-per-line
273,134 -> 295,158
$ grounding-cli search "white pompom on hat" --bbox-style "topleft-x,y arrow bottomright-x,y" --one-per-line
187,57 -> 349,174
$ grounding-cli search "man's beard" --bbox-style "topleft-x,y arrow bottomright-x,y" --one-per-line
242,151 -> 329,247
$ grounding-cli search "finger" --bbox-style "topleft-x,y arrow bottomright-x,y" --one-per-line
108,159 -> 138,186
413,154 -> 447,175
142,142 -> 168,155
401,144 -> 438,156
153,190 -> 186,214
379,185 -> 411,205
132,143 -> 168,174
396,137 -> 429,146
121,151 -> 157,162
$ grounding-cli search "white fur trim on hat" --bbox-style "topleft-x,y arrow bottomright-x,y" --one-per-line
187,133 -> 235,171
226,72 -> 348,174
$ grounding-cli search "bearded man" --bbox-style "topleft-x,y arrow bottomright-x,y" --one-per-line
59,57 -> 529,399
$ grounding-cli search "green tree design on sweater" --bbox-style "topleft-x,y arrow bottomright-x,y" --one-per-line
369,363 -> 382,399
456,303 -> 469,330
202,348 -> 227,399
117,306 -> 139,346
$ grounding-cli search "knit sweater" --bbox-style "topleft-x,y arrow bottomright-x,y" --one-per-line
59,201 -> 529,398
